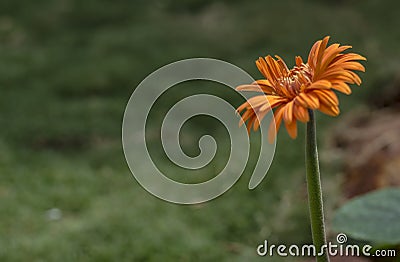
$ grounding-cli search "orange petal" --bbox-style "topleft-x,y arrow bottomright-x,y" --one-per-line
236,101 -> 250,114
308,39 -> 321,67
268,106 -> 284,143
347,70 -> 363,85
253,110 -> 269,131
330,53 -> 366,67
320,44 -> 352,71
294,94 -> 308,107
298,92 -> 320,109
315,36 -> 330,69
274,55 -> 290,74
259,96 -> 287,112
318,104 -> 340,116
265,56 -> 281,81
293,104 -> 310,122
295,56 -> 304,66
236,80 -> 277,94
236,84 -> 265,93
239,109 -> 254,126
318,69 -> 360,85
260,56 -> 277,82
312,89 -> 339,107
246,95 -> 269,108
283,101 -> 294,123
305,80 -> 332,90
284,118 -> 298,139
340,61 -> 366,72
331,81 -> 352,95
254,79 -> 277,94
246,115 -> 256,134
256,57 -> 270,80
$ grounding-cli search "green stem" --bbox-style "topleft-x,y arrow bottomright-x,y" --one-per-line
306,110 -> 329,262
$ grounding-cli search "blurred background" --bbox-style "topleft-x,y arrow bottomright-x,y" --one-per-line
0,0 -> 399,261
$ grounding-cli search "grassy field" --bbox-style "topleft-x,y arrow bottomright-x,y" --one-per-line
0,0 -> 399,261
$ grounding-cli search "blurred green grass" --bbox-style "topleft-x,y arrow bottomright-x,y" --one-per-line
0,0 -> 399,261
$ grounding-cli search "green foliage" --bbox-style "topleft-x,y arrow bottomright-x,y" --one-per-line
333,188 -> 400,245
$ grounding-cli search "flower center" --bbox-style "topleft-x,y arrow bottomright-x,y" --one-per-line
276,63 -> 312,99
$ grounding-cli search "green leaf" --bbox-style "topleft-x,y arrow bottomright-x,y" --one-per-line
332,188 -> 400,245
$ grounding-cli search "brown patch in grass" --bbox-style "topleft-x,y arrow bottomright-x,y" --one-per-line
331,108 -> 400,199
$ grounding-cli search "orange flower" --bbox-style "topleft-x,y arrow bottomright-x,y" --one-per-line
236,36 -> 366,142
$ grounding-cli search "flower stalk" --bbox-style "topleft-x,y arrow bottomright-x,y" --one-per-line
305,109 -> 329,262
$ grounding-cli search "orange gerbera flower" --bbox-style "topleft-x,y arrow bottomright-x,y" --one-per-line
236,36 -> 366,142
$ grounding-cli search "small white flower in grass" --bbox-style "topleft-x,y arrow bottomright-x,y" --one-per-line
46,208 -> 62,221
